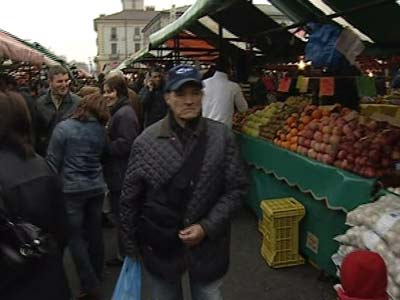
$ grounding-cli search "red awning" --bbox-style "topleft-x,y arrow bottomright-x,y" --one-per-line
164,32 -> 219,62
0,31 -> 49,65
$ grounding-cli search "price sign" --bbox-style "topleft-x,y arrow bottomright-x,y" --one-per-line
319,77 -> 335,96
278,77 -> 292,93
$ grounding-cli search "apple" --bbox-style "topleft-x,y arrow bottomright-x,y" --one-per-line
323,134 -> 331,144
329,135 -> 341,145
313,131 -> 323,143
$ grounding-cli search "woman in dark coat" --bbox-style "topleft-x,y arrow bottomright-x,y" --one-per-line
0,91 -> 70,300
102,74 -> 140,264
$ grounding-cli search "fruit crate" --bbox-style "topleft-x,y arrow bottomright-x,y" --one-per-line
260,197 -> 305,268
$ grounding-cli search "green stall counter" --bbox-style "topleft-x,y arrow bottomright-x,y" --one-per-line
236,133 -> 377,276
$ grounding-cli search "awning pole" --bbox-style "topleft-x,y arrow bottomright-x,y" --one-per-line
218,22 -> 223,58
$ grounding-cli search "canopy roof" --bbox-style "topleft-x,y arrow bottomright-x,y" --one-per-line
267,0 -> 400,55
0,29 -> 65,66
117,0 -> 400,69
148,0 -> 304,60
0,31 -> 55,66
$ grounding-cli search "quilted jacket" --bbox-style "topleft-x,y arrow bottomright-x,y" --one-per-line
120,116 -> 248,281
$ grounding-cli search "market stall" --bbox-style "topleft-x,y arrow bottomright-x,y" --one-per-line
234,97 -> 399,276
115,0 -> 400,285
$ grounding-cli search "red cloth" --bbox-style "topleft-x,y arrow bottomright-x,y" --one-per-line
261,76 -> 276,92
336,286 -> 388,300
338,250 -> 388,300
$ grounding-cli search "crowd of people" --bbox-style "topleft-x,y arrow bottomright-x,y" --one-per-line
0,61 -> 249,300
0,60 -> 391,300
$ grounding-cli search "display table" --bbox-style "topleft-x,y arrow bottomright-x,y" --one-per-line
236,133 -> 377,276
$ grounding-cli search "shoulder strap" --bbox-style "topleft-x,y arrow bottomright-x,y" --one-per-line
180,129 -> 207,184
170,126 -> 207,192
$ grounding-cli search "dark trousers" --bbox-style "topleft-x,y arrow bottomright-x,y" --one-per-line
110,190 -> 125,257
64,192 -> 104,292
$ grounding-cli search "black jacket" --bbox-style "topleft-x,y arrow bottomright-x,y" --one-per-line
139,86 -> 168,128
33,91 -> 81,156
0,148 -> 70,300
120,116 -> 248,282
104,97 -> 139,192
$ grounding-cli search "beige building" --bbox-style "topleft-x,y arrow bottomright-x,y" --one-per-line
94,0 -> 158,73
142,5 -> 189,47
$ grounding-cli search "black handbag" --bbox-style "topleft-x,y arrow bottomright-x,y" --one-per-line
0,186 -> 54,267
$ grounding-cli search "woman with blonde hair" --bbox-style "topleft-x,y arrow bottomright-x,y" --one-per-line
46,93 -> 110,300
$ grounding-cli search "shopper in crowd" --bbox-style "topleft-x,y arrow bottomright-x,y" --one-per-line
335,250 -> 388,300
107,71 -> 143,130
33,65 -> 81,156
46,93 -> 109,300
77,86 -> 101,98
202,58 -> 248,128
0,74 -> 35,118
248,68 -> 268,107
102,74 -> 140,266
139,67 -> 168,128
0,91 -> 70,300
128,86 -> 143,130
77,84 -> 114,229
120,65 -> 248,300
131,72 -> 146,94
391,70 -> 400,90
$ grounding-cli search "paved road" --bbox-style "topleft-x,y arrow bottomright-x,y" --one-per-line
65,207 -> 337,300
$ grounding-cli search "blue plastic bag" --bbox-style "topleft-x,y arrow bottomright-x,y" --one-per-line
305,23 -> 346,70
111,257 -> 141,300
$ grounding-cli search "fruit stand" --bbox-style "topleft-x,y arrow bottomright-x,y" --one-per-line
234,98 -> 400,276
237,133 -> 376,276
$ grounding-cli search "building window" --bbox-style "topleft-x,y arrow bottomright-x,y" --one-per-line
134,27 -> 141,36
111,27 -> 117,40
134,43 -> 141,52
111,43 -> 117,55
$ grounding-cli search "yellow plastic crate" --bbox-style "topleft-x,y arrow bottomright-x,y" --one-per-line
260,197 -> 305,268
258,220 -> 267,235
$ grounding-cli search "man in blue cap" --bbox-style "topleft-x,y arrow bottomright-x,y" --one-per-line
120,65 -> 248,300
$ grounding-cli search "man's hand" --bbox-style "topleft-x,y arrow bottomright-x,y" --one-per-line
178,224 -> 206,247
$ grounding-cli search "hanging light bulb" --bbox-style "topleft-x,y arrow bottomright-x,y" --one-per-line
298,58 -> 306,70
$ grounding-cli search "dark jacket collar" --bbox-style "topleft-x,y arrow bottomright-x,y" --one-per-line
158,113 -> 204,138
110,96 -> 130,116
44,90 -> 73,104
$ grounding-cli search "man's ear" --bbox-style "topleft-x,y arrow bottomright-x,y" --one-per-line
164,92 -> 171,105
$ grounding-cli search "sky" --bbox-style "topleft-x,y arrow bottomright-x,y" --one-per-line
1,0 -> 266,64
0,1 -> 196,64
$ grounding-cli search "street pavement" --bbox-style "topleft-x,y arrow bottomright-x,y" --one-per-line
65,207 -> 338,300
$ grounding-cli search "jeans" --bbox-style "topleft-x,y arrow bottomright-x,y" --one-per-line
110,190 -> 125,257
150,272 -> 223,300
64,191 -> 104,292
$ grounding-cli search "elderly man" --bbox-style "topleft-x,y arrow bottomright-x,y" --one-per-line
120,65 -> 248,300
33,65 -> 81,156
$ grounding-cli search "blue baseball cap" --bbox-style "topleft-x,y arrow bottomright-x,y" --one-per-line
165,65 -> 203,92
